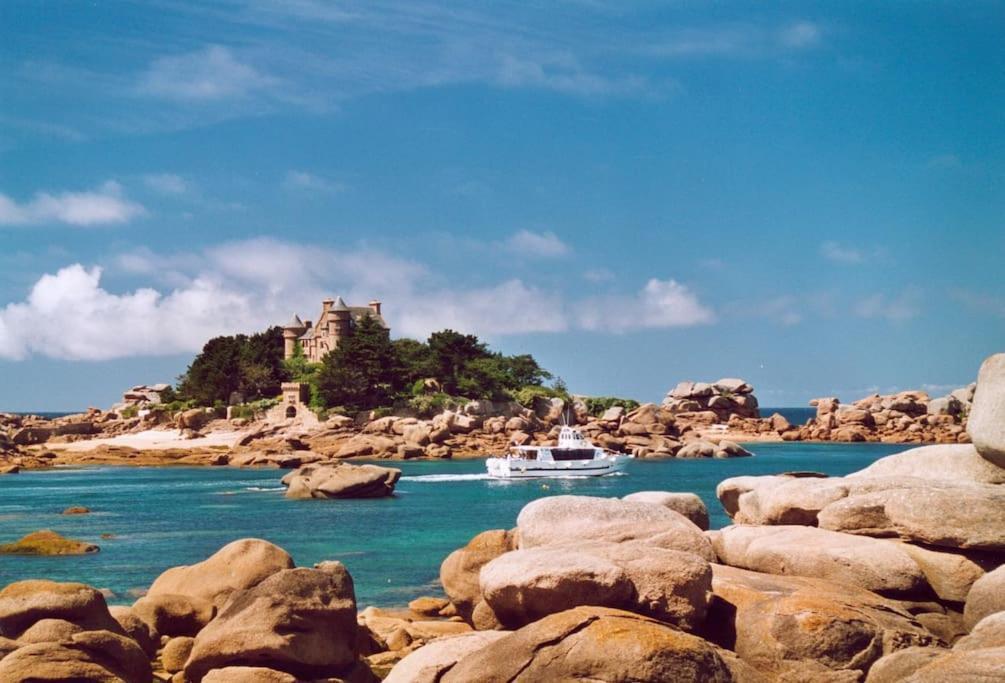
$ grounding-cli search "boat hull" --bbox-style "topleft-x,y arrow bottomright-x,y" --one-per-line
485,456 -> 627,479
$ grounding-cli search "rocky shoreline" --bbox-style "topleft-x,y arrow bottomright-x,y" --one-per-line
0,354 -> 1002,681
0,377 -> 977,473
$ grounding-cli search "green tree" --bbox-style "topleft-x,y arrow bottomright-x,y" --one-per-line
391,338 -> 438,388
427,329 -> 489,395
317,314 -> 397,411
177,335 -> 244,405
176,327 -> 286,405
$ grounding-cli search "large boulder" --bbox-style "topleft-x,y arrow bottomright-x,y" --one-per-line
177,408 -> 212,431
131,592 -> 214,638
439,529 -> 517,625
817,485 -> 1005,551
967,352 -> 1005,467
709,564 -> 940,678
385,631 -> 508,683
898,646 -> 1005,681
895,542 -> 995,603
731,477 -> 851,526
441,606 -> 733,683
147,539 -> 294,608
712,525 -> 929,596
201,667 -> 298,683
516,495 -> 715,560
849,444 -> 1005,485
955,611 -> 1005,651
107,605 -> 156,657
184,564 -> 359,682
716,474 -> 800,518
0,580 -> 122,639
865,647 -> 947,683
0,629 -> 151,682
964,565 -> 1005,630
16,618 -> 83,643
623,491 -> 710,530
479,541 -> 712,629
478,546 -> 632,628
281,462 -> 400,499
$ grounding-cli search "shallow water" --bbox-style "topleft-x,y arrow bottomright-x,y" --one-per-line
0,442 -> 905,606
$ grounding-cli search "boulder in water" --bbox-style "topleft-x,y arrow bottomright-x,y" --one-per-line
281,462 -> 401,499
0,530 -> 98,556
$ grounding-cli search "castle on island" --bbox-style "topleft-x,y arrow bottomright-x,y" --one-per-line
281,297 -> 388,362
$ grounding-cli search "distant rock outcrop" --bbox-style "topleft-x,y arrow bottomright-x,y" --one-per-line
662,378 -> 760,421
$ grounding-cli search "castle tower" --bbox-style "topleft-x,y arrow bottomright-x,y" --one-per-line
332,296 -> 351,346
282,314 -> 306,360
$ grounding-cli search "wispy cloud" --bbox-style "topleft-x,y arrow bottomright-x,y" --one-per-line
952,289 -> 1005,318
504,230 -> 570,258
645,20 -> 824,59
496,54 -> 648,97
583,268 -> 615,283
854,290 -> 921,322
283,170 -> 346,194
0,238 -> 716,360
0,181 -> 146,227
778,21 -> 822,49
143,173 -> 189,195
820,241 -> 885,265
925,153 -> 962,170
138,45 -> 278,101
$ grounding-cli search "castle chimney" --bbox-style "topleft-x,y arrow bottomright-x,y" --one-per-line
369,299 -> 382,316
322,298 -> 334,313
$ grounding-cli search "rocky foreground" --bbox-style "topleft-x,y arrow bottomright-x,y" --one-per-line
0,355 -> 1003,681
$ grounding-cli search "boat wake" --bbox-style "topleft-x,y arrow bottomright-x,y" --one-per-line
400,473 -> 492,482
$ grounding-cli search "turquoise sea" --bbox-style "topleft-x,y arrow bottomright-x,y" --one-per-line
0,442 -> 904,607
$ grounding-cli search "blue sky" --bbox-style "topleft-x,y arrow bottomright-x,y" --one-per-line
1,1 -> 1003,411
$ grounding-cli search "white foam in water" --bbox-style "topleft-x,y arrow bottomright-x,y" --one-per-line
245,486 -> 285,492
400,473 -> 493,482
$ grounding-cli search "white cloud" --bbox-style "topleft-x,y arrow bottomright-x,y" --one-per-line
504,230 -> 570,258
0,181 -> 145,227
0,239 -> 718,360
577,278 -> 715,331
854,291 -> 921,322
144,173 -> 188,194
283,170 -> 345,193
0,265 -> 253,361
138,45 -> 278,101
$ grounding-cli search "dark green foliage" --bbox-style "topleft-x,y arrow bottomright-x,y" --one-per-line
392,338 -> 438,388
176,327 -> 287,405
177,319 -> 558,413
316,314 -> 398,412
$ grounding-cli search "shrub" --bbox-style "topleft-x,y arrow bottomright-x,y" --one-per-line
583,396 -> 640,417
120,405 -> 139,419
408,393 -> 463,418
511,385 -> 570,408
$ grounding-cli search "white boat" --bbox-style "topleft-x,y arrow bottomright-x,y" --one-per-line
486,426 -> 631,479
